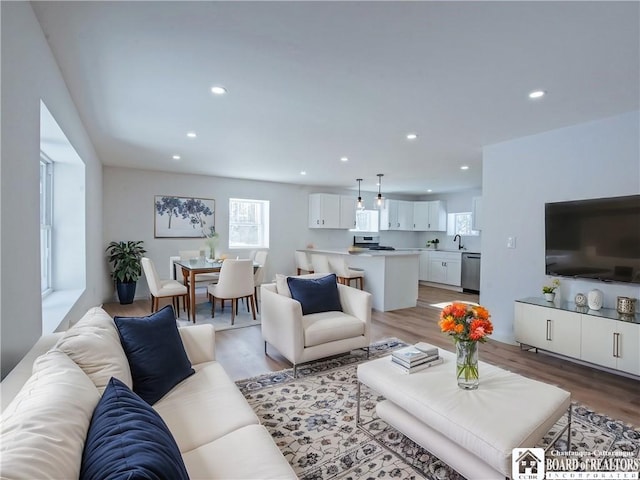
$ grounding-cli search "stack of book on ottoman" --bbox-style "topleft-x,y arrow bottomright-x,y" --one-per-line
391,343 -> 443,373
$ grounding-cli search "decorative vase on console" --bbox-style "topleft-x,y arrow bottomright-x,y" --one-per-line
439,302 -> 493,390
588,289 -> 604,311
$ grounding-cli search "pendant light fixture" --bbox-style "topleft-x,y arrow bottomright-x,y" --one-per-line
356,178 -> 364,210
376,174 -> 384,207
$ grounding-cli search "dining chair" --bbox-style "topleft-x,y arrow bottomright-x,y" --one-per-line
141,257 -> 189,315
179,250 -> 219,285
294,251 -> 314,275
311,254 -> 332,274
329,257 -> 365,290
207,259 -> 256,325
252,251 -> 269,313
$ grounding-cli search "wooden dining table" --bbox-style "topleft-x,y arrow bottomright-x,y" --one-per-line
174,258 -> 260,323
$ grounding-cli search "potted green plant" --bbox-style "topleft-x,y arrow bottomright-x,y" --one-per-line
106,240 -> 147,304
426,239 -> 440,250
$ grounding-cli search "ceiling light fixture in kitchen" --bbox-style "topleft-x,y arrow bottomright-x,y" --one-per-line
356,178 -> 364,210
376,173 -> 384,207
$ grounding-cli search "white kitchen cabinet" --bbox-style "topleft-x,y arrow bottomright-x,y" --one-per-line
581,315 -> 640,376
339,195 -> 357,229
308,193 -> 340,229
427,200 -> 447,231
413,202 -> 429,230
397,201 -> 413,230
514,302 -> 582,358
381,199 -> 412,230
419,251 -> 430,281
427,251 -> 461,286
413,201 -> 447,231
472,196 -> 483,231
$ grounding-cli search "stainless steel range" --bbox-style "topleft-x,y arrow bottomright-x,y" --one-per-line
353,235 -> 395,251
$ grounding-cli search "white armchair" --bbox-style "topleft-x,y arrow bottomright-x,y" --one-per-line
261,279 -> 372,376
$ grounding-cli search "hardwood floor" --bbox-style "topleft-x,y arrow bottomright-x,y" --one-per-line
103,285 -> 640,426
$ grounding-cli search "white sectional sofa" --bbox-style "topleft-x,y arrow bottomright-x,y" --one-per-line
0,307 -> 296,479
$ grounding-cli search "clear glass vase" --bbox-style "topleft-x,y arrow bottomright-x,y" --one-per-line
456,340 -> 479,390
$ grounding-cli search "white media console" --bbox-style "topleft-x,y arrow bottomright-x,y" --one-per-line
514,297 -> 640,377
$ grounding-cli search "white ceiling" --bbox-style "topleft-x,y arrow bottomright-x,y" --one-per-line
32,1 -> 639,195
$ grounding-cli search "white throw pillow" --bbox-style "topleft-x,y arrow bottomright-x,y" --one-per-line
54,306 -> 133,392
0,350 -> 100,480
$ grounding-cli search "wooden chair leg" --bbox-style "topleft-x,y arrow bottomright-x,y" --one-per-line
211,297 -> 215,318
250,294 -> 257,320
255,286 -> 260,314
231,298 -> 236,325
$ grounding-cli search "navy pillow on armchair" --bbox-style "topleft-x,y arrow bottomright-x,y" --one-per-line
114,305 -> 194,406
80,377 -> 189,480
287,273 -> 343,315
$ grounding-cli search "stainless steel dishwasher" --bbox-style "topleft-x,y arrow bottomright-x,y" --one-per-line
461,253 -> 481,293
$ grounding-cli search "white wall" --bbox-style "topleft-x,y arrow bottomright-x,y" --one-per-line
0,3 -> 106,378
481,111 -> 640,343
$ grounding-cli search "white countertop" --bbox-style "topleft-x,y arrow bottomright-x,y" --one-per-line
302,248 -> 419,257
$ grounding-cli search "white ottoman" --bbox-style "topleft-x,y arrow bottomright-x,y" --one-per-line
357,345 -> 571,479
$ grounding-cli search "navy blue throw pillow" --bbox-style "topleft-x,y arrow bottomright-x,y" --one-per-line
80,377 -> 189,480
114,305 -> 194,406
287,273 -> 343,315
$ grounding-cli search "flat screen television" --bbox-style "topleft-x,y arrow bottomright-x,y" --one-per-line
545,194 -> 640,284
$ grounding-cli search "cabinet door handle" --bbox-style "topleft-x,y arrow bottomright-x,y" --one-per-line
613,332 -> 620,358
546,319 -> 552,341
316,220 -> 319,225
322,220 -> 325,225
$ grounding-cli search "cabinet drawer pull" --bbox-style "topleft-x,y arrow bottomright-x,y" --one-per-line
613,332 -> 620,358
546,319 -> 552,341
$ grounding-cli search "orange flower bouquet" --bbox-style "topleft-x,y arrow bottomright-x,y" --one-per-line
439,303 -> 493,389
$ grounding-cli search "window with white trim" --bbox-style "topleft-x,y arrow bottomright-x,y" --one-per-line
229,198 -> 270,248
447,212 -> 479,236
40,156 -> 53,296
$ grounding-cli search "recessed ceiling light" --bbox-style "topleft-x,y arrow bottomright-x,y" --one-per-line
406,133 -> 418,140
340,157 -> 349,162
211,86 -> 227,95
186,132 -> 197,138
172,155 -> 181,160
300,171 -> 307,175
528,90 -> 546,99
427,189 -> 433,193
460,165 -> 469,170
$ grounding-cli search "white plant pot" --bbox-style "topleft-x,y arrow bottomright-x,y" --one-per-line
543,292 -> 555,302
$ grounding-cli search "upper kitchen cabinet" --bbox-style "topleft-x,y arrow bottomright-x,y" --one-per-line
472,196 -> 483,231
308,193 -> 356,229
308,193 -> 340,228
380,199 -> 412,230
339,195 -> 357,229
414,201 -> 447,231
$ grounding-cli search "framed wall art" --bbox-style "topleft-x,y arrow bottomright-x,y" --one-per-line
154,195 -> 215,238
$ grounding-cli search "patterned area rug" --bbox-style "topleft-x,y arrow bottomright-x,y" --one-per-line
236,339 -> 640,480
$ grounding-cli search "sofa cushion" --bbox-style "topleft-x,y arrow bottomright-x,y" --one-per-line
287,274 -> 342,315
302,311 -> 365,347
182,424 -> 296,479
115,305 -> 194,405
0,350 -> 100,480
153,361 -> 259,453
54,306 -> 133,392
81,377 -> 189,480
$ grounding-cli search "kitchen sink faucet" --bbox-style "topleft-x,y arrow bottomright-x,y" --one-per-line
453,234 -> 464,250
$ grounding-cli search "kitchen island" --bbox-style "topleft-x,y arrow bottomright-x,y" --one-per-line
302,248 -> 419,311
